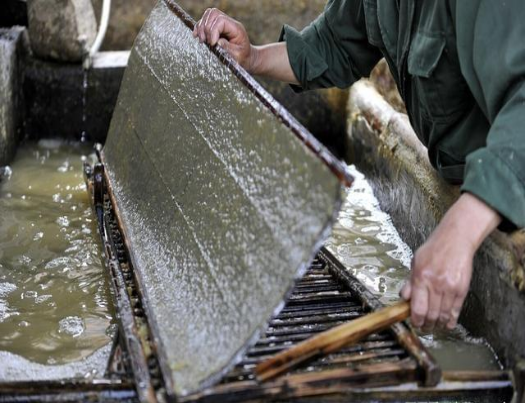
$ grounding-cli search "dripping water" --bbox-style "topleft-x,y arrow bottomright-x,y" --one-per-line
80,69 -> 89,143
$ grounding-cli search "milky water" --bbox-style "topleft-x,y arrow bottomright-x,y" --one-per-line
0,141 -> 115,369
326,166 -> 501,371
0,142 -> 500,384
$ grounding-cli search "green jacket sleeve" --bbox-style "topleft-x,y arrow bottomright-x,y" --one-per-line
279,0 -> 382,92
456,0 -> 525,230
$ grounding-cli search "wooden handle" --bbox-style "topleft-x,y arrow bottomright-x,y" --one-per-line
255,300 -> 411,381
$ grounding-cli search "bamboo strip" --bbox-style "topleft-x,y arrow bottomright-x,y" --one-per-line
255,301 -> 411,381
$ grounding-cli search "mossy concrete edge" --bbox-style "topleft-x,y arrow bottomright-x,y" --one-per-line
0,26 -> 27,167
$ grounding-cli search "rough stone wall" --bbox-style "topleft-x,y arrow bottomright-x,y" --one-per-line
91,0 -> 327,50
23,52 -> 128,142
0,27 -> 27,167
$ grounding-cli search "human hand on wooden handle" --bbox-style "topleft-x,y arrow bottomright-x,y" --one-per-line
400,193 -> 501,332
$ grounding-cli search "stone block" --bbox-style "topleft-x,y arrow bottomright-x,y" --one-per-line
27,0 -> 97,62
0,27 -> 27,167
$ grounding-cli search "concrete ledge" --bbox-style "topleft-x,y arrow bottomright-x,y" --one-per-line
347,80 -> 525,368
0,26 -> 27,166
23,51 -> 128,142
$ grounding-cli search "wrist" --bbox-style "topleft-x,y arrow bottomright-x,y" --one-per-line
438,193 -> 501,254
248,45 -> 262,75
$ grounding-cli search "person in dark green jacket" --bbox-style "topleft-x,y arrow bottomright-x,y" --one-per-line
193,0 -> 525,331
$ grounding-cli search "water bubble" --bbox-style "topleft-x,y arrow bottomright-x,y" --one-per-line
45,257 -> 71,270
23,291 -> 37,299
56,216 -> 70,227
35,295 -> 52,304
57,161 -> 70,173
17,256 -> 32,265
58,316 -> 85,338
0,166 -> 13,180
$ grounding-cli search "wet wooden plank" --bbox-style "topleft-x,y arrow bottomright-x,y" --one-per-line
255,301 -> 410,381
319,248 -> 442,386
182,367 -> 513,403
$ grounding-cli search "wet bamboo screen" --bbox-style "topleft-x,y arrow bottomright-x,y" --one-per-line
103,0 -> 347,397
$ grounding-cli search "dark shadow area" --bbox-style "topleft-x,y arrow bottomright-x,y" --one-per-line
0,0 -> 27,28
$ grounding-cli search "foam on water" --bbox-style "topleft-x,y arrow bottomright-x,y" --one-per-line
0,141 -> 115,372
0,343 -> 112,381
58,316 -> 85,338
326,165 -> 412,302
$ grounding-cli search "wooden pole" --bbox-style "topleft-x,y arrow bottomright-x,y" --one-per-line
321,248 -> 441,386
255,300 -> 411,381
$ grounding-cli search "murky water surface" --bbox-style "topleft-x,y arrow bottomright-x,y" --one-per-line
326,166 -> 501,371
0,141 -> 499,377
0,141 -> 115,366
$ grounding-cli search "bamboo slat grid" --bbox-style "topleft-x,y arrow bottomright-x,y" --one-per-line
181,257 -> 422,402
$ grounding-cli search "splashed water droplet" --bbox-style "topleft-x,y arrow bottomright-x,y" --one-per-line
58,316 -> 85,338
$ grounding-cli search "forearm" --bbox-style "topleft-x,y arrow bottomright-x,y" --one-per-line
249,43 -> 299,85
433,192 -> 501,253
